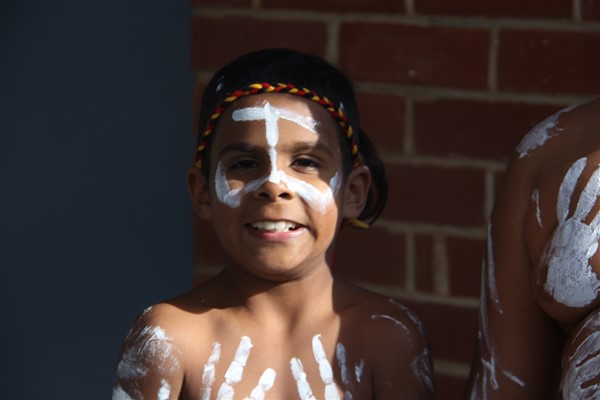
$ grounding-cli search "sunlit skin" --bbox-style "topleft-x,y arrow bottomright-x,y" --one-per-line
113,94 -> 434,400
464,98 -> 600,399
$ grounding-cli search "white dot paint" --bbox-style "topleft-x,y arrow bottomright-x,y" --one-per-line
516,105 -> 576,158
216,102 -> 340,214
543,157 -> 600,308
561,313 -> 600,399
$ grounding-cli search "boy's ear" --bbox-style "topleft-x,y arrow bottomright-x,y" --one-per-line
188,167 -> 211,220
343,165 -> 371,219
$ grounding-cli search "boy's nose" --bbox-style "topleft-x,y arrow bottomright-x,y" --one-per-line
254,179 -> 294,201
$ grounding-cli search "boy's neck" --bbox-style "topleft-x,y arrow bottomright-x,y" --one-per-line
219,262 -> 336,324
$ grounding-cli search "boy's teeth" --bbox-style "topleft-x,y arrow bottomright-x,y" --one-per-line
251,221 -> 298,232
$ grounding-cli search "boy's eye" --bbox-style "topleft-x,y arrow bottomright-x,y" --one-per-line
292,157 -> 320,169
229,159 -> 259,169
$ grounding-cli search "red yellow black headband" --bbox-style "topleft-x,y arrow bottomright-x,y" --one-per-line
195,82 -> 359,169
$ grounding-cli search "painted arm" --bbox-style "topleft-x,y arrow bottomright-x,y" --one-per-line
112,310 -> 184,400
463,161 -> 563,399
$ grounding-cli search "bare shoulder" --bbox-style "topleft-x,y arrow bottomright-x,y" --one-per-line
335,281 -> 434,399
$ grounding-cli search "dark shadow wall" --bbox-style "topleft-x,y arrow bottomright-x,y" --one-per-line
1,1 -> 193,398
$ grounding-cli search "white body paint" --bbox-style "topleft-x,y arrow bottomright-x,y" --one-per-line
475,226 -> 526,398
112,385 -> 133,400
215,102 -> 340,213
354,359 -> 365,383
290,357 -> 316,400
116,325 -> 180,381
561,313 -> 600,399
217,336 -> 253,400
387,299 -> 435,394
201,342 -> 222,400
245,368 -> 276,400
158,379 -> 171,400
543,157 -> 600,307
531,188 -> 543,227
312,335 -> 341,400
516,105 -> 576,158
335,343 -> 353,400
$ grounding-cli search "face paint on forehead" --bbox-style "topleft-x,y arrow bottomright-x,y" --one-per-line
215,101 -> 341,213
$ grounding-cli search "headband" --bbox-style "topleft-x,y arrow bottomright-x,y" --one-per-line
195,82 -> 359,169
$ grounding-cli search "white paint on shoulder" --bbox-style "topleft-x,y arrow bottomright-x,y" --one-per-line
112,384 -> 134,400
516,105 -> 576,158
370,314 -> 410,334
354,359 -> 365,383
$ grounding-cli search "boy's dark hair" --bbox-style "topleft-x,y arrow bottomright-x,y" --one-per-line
197,48 -> 387,225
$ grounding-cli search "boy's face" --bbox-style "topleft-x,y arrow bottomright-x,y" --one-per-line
200,93 -> 351,280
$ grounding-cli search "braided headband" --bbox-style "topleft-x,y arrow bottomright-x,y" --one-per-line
195,82 -> 359,169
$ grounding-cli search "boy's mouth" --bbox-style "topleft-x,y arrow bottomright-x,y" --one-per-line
249,221 -> 301,233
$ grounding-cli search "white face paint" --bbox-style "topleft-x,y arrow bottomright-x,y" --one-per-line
215,102 -> 340,213
516,105 -> 576,158
543,157 -> 600,308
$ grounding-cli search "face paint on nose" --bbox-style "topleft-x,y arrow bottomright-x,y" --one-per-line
215,102 -> 340,213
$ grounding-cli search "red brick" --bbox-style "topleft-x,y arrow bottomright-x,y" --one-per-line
414,0 -> 571,18
384,164 -> 486,226
191,16 -> 327,71
357,93 -> 406,154
446,236 -> 484,297
262,0 -> 405,13
404,300 -> 478,363
498,29 -> 600,94
414,100 -> 564,160
415,235 -> 483,297
191,0 -> 251,7
340,23 -> 490,89
583,0 -> 600,20
435,374 -> 469,400
334,226 -> 406,286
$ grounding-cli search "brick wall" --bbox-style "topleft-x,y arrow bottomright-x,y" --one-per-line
189,1 -> 600,398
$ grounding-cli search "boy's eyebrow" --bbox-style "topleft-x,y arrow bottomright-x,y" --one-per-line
217,142 -> 258,157
284,141 -> 334,156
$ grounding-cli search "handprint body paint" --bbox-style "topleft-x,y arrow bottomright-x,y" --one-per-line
215,102 -> 341,213
542,157 -> 600,308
